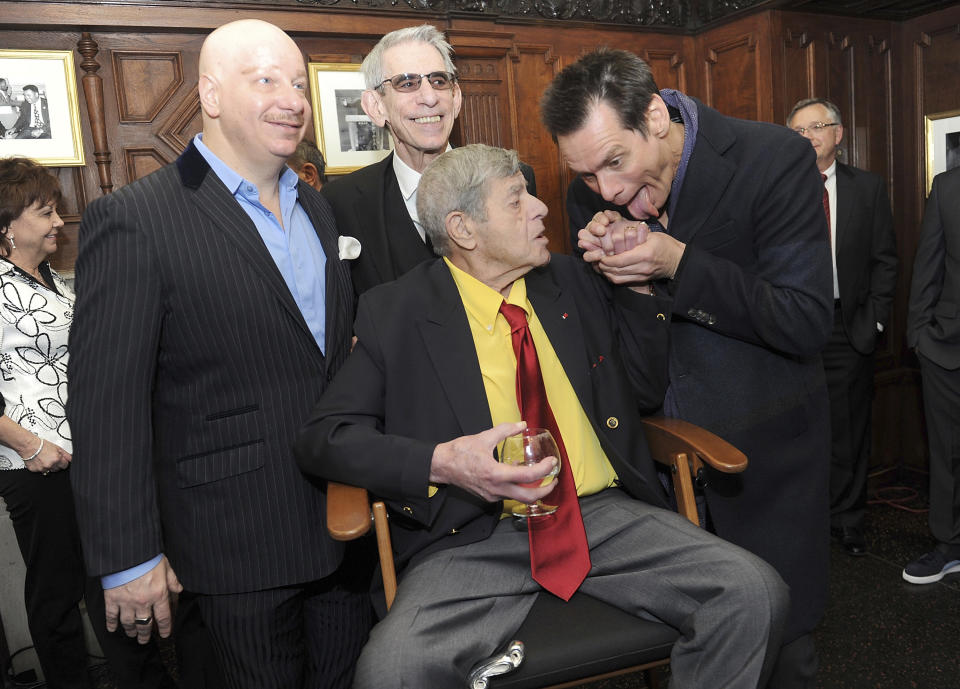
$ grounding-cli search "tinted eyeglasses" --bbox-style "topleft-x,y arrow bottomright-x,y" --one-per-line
377,71 -> 458,93
792,122 -> 839,136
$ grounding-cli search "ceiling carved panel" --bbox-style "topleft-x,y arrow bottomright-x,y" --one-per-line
289,0 -> 960,30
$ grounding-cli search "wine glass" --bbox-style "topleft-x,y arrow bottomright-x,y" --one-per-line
499,427 -> 561,518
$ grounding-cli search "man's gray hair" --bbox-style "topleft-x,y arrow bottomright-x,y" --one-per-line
361,25 -> 456,91
417,144 -> 521,258
787,97 -> 843,128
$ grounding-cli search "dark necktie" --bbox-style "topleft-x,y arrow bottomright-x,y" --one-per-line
499,302 -> 591,601
822,173 -> 831,236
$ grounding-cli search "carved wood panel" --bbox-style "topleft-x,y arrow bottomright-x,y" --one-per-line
779,28 -> 817,123
825,33 -> 856,159
509,45 -> 563,251
156,88 -> 203,160
702,32 -> 762,120
454,57 -> 510,149
112,51 -> 184,123
642,49 -> 687,93
124,146 -> 172,181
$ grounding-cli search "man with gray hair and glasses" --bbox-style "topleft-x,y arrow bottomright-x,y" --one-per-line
298,143 -> 788,689
321,24 -> 534,297
787,98 -> 897,559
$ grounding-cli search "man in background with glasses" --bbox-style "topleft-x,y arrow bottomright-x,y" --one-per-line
787,98 -> 898,559
321,24 -> 534,297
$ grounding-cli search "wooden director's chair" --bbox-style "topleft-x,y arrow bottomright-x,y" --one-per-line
327,416 -> 747,689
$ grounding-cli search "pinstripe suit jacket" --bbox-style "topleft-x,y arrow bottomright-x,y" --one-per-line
67,141 -> 354,594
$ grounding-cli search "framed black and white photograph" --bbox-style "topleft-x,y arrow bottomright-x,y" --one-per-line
0,49 -> 85,166
309,62 -> 392,175
924,108 -> 960,195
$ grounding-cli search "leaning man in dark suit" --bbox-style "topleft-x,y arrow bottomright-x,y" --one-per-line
544,49 -> 834,688
297,143 -> 788,689
67,19 -> 367,689
787,98 -> 897,557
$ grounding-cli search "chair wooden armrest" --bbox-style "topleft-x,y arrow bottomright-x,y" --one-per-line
327,483 -> 373,541
641,416 -> 747,525
327,482 -> 398,609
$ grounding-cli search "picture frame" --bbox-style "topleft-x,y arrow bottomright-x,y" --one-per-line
924,108 -> 960,196
309,62 -> 392,175
0,49 -> 85,166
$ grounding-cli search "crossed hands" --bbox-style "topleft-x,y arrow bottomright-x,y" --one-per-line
578,210 -> 686,286
103,556 -> 183,644
429,422 -> 558,503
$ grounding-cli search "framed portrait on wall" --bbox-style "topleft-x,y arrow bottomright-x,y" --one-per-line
0,49 -> 85,166
308,62 -> 392,175
924,108 -> 960,196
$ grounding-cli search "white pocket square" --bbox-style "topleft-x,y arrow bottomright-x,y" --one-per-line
338,236 -> 362,261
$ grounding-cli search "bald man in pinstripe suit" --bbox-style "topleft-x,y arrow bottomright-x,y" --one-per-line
67,20 -> 368,689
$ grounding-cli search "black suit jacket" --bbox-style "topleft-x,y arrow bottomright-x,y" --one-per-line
297,257 -> 670,573
834,162 -> 897,354
68,141 -> 354,594
908,167 -> 960,370
322,152 -> 537,297
567,98 -> 834,641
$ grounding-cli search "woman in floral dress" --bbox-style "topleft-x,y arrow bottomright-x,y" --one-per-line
0,157 -> 172,689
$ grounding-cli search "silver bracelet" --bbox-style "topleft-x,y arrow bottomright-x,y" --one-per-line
23,437 -> 44,462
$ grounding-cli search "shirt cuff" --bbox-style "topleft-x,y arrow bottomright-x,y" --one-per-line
101,554 -> 164,589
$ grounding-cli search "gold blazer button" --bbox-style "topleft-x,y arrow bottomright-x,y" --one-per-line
606,417 -> 619,429
402,505 -> 414,515
657,313 -> 666,321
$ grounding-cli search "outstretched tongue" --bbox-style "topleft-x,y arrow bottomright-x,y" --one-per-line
628,186 -> 660,220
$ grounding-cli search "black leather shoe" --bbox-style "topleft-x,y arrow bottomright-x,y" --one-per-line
832,526 -> 867,556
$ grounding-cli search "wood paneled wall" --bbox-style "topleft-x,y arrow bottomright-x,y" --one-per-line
3,0 -> 959,472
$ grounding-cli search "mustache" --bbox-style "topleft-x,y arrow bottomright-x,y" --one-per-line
267,116 -> 304,127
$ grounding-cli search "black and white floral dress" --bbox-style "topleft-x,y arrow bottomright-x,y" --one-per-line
0,259 -> 73,470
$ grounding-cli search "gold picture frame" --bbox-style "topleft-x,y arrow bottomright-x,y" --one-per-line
0,49 -> 85,166
309,62 -> 392,176
924,108 -> 960,196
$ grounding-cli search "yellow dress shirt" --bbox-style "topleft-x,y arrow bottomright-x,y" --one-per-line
444,259 -> 618,514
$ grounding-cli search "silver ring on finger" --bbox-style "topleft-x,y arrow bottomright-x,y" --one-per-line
134,615 -> 153,626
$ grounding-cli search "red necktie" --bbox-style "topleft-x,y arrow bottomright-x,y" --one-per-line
822,174 -> 831,237
500,302 -> 591,601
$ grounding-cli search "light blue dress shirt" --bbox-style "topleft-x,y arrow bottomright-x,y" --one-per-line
195,134 -> 327,351
102,135 -> 328,589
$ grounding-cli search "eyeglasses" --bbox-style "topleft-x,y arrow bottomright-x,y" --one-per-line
377,71 -> 458,93
792,122 -> 839,136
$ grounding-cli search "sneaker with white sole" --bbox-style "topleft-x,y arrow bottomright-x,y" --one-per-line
902,549 -> 960,584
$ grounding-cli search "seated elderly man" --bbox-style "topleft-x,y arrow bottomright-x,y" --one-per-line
296,144 -> 788,689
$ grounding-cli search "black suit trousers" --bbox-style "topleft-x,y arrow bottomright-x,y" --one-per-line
0,469 -> 89,689
0,468 -> 176,689
193,550 -> 373,689
823,308 -> 875,528
918,353 -> 960,547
